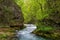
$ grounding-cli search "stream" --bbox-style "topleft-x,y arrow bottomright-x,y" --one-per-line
17,24 -> 51,40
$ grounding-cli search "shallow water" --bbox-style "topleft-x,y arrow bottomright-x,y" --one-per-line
17,24 -> 52,40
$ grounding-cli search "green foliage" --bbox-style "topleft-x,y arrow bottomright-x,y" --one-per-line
16,0 -> 51,23
16,0 -> 60,31
36,26 -> 54,32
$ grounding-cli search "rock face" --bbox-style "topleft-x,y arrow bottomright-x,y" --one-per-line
0,0 -> 24,40
0,0 -> 24,27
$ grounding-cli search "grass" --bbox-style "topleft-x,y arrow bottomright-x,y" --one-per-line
35,22 -> 56,32
37,26 -> 55,31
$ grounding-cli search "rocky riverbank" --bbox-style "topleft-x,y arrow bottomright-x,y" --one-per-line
0,27 -> 19,40
33,29 -> 60,40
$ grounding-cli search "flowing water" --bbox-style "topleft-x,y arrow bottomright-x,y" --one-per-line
17,24 -> 51,40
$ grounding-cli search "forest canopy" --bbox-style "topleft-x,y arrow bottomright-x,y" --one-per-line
15,0 -> 51,23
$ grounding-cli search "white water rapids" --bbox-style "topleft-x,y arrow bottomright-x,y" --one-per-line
16,24 -> 51,40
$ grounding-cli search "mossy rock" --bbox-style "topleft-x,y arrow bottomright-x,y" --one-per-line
0,0 -> 24,27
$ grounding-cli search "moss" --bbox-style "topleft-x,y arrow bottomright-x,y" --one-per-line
33,28 -> 60,39
0,0 -> 24,28
0,28 -> 18,40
